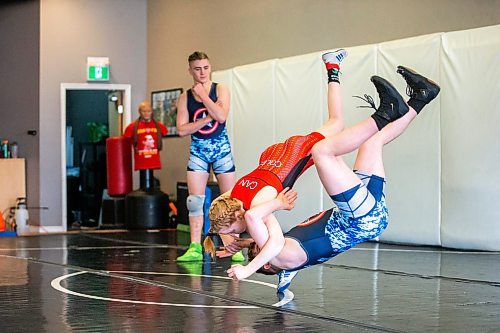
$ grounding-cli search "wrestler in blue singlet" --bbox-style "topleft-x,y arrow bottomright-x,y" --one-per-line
186,83 -> 235,174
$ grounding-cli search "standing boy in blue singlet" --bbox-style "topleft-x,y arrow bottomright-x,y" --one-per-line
176,51 -> 243,262
228,66 -> 440,292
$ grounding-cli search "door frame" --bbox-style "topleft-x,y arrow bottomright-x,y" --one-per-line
60,83 -> 131,232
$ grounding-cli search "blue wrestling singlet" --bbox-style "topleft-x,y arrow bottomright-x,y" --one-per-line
284,171 -> 389,271
186,82 -> 235,174
187,83 -> 226,139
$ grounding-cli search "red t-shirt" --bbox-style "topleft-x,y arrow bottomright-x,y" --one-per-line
123,119 -> 168,170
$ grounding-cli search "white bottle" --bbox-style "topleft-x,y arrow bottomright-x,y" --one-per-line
15,200 -> 29,235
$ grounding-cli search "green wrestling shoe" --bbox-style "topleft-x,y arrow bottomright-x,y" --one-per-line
177,242 -> 203,262
231,251 -> 245,262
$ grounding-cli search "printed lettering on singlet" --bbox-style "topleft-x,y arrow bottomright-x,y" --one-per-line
239,179 -> 258,190
259,159 -> 283,168
193,107 -> 218,135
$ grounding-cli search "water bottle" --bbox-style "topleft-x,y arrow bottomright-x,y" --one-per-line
0,140 -> 8,158
15,198 -> 30,235
10,142 -> 18,158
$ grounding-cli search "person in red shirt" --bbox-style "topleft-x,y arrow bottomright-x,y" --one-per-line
123,101 -> 168,170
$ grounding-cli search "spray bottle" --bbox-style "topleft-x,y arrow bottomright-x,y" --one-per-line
15,197 -> 29,235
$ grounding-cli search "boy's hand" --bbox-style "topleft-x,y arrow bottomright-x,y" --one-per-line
192,83 -> 209,100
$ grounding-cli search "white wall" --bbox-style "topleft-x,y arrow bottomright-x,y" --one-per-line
213,25 -> 500,251
39,0 -> 147,227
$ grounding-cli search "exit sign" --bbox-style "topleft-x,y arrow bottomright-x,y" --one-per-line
87,57 -> 110,81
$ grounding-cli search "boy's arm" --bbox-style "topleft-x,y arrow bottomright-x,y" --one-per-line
176,92 -> 213,136
192,83 -> 230,123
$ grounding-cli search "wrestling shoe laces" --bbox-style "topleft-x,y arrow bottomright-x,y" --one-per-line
353,94 -> 377,110
368,76 -> 409,121
277,270 -> 299,293
396,66 -> 440,104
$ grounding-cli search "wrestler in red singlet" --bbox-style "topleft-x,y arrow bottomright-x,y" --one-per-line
230,132 -> 325,209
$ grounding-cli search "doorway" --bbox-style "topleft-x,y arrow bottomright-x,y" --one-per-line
61,84 -> 131,231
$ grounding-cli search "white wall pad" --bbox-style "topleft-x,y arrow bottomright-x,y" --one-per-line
228,60 -> 277,179
273,52 -> 324,231
377,33 -> 442,246
440,25 -> 500,251
213,24 -> 500,251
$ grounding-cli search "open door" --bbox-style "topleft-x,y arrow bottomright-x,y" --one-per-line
61,83 -> 131,232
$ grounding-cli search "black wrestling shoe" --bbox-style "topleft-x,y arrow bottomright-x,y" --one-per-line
397,66 -> 440,104
369,75 -> 409,122
354,76 -> 408,129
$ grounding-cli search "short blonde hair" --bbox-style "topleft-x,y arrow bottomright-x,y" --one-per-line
203,196 -> 243,258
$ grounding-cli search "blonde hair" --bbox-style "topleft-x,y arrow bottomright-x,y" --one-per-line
203,196 -> 243,258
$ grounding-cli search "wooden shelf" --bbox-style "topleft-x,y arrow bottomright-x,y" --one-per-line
0,159 -> 26,213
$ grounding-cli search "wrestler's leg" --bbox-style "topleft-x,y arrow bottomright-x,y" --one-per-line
213,149 -> 236,193
315,81 -> 344,138
353,107 -> 418,177
187,171 -> 210,240
312,75 -> 410,167
314,145 -> 362,196
177,170 -> 210,262
316,49 -> 347,138
314,101 -> 420,196
354,65 -> 440,175
215,172 -> 235,194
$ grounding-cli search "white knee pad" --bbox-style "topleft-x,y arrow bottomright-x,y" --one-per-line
186,194 -> 205,217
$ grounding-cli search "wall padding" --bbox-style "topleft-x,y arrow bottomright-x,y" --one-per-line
440,25 -> 500,251
214,25 -> 500,251
378,33 -> 442,246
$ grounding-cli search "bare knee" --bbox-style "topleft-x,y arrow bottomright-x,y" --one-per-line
316,118 -> 344,138
311,140 -> 332,162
